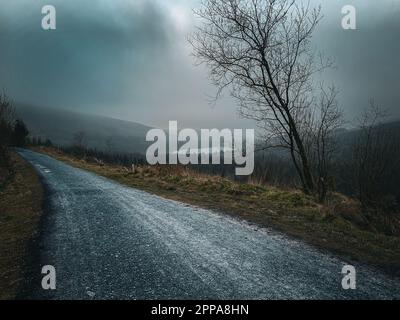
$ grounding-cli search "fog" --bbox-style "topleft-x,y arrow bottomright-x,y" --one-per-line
0,0 -> 399,129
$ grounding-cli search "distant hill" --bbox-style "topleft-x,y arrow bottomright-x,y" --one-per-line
15,104 -> 153,154
336,119 -> 400,144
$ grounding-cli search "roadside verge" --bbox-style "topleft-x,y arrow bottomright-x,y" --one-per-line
0,151 -> 43,299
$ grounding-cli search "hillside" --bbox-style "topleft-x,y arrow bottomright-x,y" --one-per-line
15,104 -> 153,154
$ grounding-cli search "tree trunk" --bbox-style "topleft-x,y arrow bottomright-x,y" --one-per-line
288,114 -> 315,194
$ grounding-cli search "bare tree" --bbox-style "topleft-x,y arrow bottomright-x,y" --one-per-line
302,86 -> 343,201
350,101 -> 400,211
72,131 -> 86,148
13,119 -> 29,147
72,131 -> 87,157
0,93 -> 15,164
105,137 -> 114,152
190,0 -> 336,194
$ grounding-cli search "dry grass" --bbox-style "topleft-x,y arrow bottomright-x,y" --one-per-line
0,151 -> 43,299
34,146 -> 400,275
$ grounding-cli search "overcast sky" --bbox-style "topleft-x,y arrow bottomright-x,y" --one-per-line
0,0 -> 399,129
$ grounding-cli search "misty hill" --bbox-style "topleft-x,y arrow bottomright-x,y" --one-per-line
16,105 -> 153,154
336,119 -> 400,144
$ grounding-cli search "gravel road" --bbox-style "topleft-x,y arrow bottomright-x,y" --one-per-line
17,149 -> 400,299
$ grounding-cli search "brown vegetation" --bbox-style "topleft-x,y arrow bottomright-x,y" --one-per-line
0,151 -> 43,299
34,146 -> 400,275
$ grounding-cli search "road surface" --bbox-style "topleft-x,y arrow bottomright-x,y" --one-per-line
17,149 -> 400,299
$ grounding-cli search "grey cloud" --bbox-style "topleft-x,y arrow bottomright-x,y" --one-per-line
0,0 -> 399,129
312,0 -> 400,121
0,0 -> 174,115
